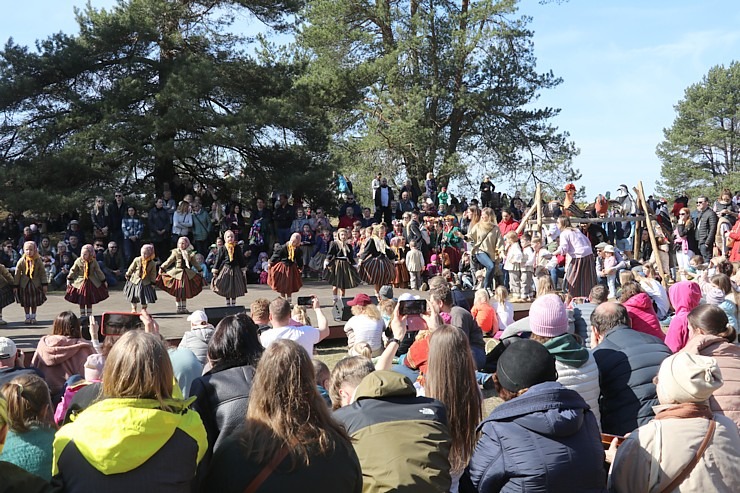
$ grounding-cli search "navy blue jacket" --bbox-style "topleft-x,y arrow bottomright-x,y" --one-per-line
461,382 -> 606,493
592,326 -> 671,436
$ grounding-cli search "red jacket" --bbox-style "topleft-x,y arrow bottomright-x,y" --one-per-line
729,220 -> 740,263
498,218 -> 520,236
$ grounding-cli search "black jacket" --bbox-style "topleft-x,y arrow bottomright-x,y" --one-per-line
592,326 -> 671,435
190,363 -> 256,454
374,186 -> 395,208
148,206 -> 171,242
694,208 -> 718,247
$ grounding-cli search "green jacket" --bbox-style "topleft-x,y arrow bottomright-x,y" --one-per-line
334,371 -> 451,493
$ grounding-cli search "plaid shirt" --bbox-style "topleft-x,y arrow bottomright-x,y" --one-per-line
121,217 -> 144,240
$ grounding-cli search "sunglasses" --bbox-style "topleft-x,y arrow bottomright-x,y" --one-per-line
696,201 -> 704,204
678,213 -> 686,216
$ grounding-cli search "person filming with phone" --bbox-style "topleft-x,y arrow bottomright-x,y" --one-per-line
260,296 -> 329,356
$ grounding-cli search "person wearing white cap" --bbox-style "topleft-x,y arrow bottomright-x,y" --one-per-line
178,310 -> 215,365
609,352 -> 740,492
0,337 -> 43,387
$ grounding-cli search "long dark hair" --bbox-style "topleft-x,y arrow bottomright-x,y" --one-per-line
52,311 -> 82,339
207,314 -> 263,370
240,340 -> 352,468
688,304 -> 736,344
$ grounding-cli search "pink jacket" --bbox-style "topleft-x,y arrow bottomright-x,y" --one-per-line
31,335 -> 94,399
681,334 -> 740,428
622,293 -> 664,340
665,281 -> 702,353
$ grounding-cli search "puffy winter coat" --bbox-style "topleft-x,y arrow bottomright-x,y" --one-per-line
542,334 -> 601,428
461,382 -> 606,493
681,334 -> 740,427
621,293 -> 664,340
592,326 -> 671,436
665,281 -> 702,352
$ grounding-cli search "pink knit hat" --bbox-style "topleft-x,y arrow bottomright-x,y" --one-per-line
529,294 -> 568,337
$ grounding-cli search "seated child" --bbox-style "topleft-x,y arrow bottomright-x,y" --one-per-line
471,289 -> 498,335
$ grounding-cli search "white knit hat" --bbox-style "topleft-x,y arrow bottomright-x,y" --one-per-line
657,352 -> 723,404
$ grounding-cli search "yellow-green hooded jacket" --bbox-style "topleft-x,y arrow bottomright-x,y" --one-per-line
52,397 -> 207,493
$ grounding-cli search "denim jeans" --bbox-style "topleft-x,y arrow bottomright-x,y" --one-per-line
475,252 -> 495,290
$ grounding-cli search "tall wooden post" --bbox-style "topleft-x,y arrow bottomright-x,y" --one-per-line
635,181 -> 667,285
536,184 -> 542,237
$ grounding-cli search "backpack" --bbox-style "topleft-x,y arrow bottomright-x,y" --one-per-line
54,380 -> 94,424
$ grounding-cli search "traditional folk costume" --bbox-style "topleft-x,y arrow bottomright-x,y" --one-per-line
64,257 -> 109,316
211,241 -> 248,305
358,237 -> 395,287
325,239 -> 361,293
389,237 -> 410,289
0,264 -> 16,325
124,254 -> 158,309
267,242 -> 303,297
157,247 -> 203,313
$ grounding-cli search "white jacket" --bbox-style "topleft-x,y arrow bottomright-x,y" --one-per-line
556,354 -> 601,429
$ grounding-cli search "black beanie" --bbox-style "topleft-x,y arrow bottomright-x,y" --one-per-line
496,339 -> 557,392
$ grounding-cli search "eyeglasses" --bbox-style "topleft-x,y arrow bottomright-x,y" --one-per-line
696,201 -> 704,204
115,194 -> 123,198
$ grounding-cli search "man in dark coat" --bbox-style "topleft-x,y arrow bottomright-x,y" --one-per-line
694,195 -> 718,260
590,302 -> 671,436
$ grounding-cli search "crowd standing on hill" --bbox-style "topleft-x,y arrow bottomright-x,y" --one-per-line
0,176 -> 739,491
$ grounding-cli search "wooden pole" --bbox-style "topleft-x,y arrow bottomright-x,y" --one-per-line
516,198 -> 540,235
536,184 -> 542,237
635,181 -> 667,285
633,220 -> 641,259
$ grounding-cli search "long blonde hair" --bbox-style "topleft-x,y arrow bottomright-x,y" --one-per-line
241,340 -> 353,468
350,303 -> 382,320
102,331 -> 174,410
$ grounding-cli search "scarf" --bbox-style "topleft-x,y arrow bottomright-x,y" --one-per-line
226,242 -> 235,262
654,402 -> 713,421
23,253 -> 40,279
141,254 -> 154,279
83,258 -> 91,280
287,244 -> 295,262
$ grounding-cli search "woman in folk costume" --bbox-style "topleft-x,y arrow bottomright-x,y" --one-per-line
211,229 -> 248,306
157,236 -> 203,314
0,263 -> 13,325
12,242 -> 48,325
357,225 -> 396,299
64,244 -> 109,317
325,228 -> 361,302
267,232 -> 303,302
389,235 -> 410,289
123,243 -> 158,312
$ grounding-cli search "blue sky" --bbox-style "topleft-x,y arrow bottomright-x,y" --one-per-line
3,0 -> 739,200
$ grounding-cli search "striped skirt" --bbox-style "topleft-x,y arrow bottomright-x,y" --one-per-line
267,262 -> 302,295
156,272 -> 203,300
393,261 -> 410,287
212,265 -> 248,299
325,259 -> 361,290
360,255 -> 395,286
564,254 -> 597,298
1,285 -> 16,309
64,281 -> 109,306
123,281 -> 158,305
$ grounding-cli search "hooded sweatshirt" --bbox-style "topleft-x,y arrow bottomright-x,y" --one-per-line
621,293 -> 664,340
31,335 -> 94,399
334,371 -> 451,493
53,397 -> 207,492
543,334 -> 601,428
462,381 -> 606,492
665,281 -> 702,352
